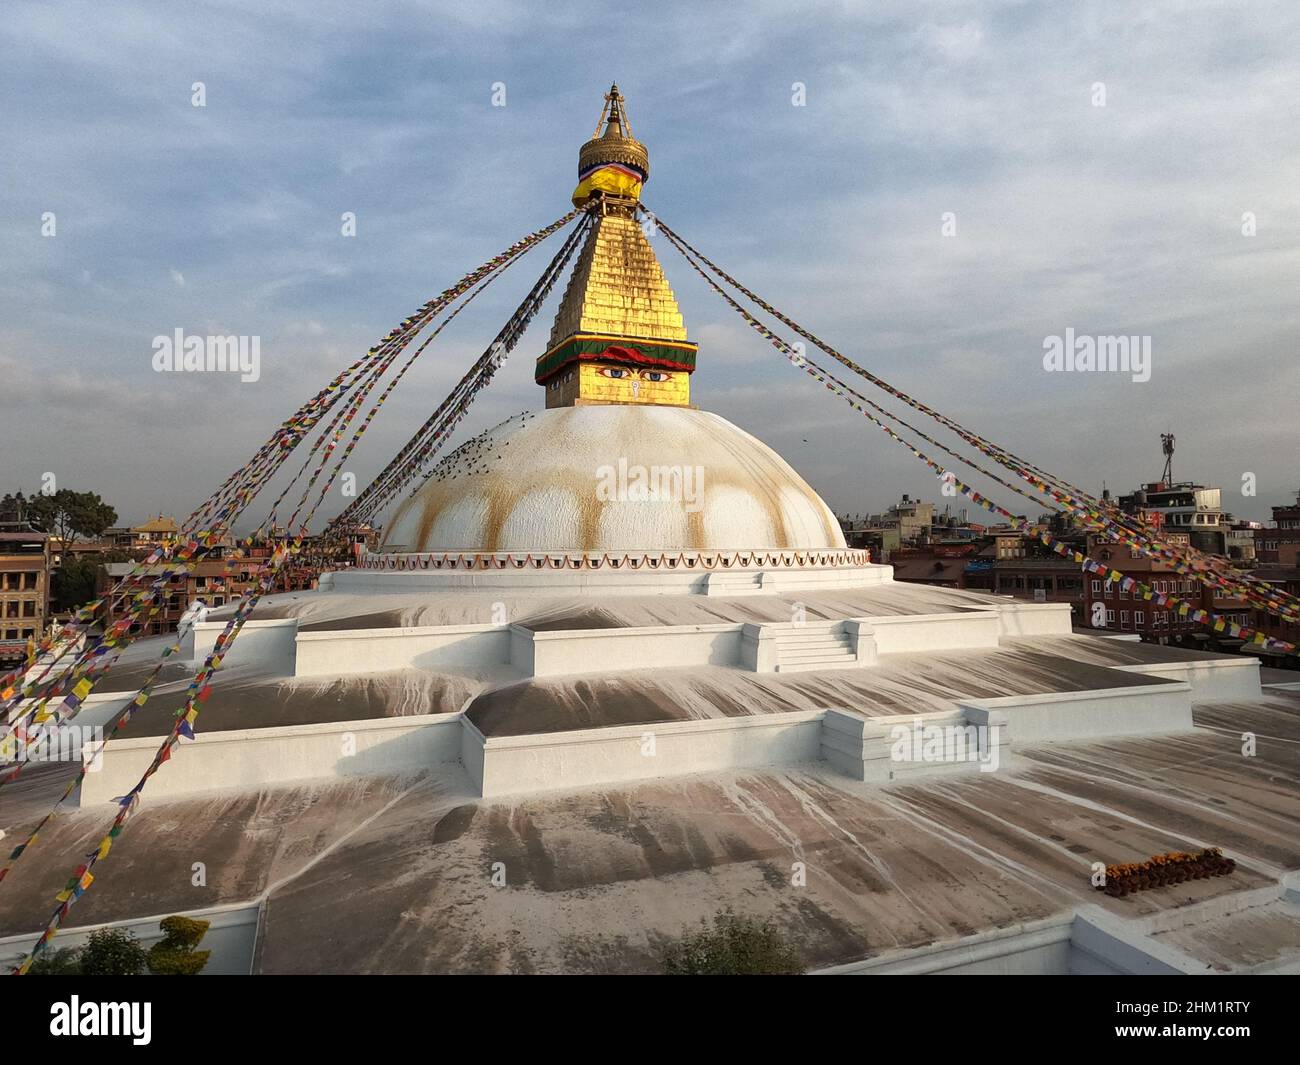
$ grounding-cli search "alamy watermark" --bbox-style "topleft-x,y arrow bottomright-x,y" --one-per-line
152,329 -> 261,382
595,458 -> 704,512
889,717 -> 1001,773
1,724 -> 105,771
1042,328 -> 1150,383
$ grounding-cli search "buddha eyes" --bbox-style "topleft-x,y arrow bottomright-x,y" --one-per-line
595,367 -> 672,382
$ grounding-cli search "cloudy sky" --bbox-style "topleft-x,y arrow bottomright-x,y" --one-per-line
3,0 -> 1297,531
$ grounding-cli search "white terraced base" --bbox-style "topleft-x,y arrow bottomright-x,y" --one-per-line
76,571 -> 1257,806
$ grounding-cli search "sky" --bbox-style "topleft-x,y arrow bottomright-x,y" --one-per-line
2,0 -> 1298,531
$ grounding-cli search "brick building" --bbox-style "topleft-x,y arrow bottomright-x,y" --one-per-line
1080,532 -> 1254,650
93,526 -> 376,636
0,529 -> 53,667
963,552 -> 1087,623
889,542 -> 977,587
1256,492 -> 1300,566
1246,563 -> 1300,671
98,545 -> 261,636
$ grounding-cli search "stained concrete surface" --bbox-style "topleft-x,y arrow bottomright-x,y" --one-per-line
1,694 -> 1295,973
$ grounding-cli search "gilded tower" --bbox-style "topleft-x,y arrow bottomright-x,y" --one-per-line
536,85 -> 698,409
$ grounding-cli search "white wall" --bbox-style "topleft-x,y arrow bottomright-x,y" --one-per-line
868,611 -> 1003,654
993,601 -> 1074,637
295,624 -> 507,677
523,623 -> 742,676
325,559 -> 890,598
961,682 -> 1194,744
1117,656 -> 1261,701
467,711 -> 824,798
188,618 -> 297,674
0,902 -> 259,975
80,714 -> 461,805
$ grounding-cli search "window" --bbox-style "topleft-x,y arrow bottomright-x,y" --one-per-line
1091,580 -> 1101,594
1106,609 -> 1116,622
1135,611 -> 1145,625
22,601 -> 35,618
1121,610 -> 1129,627
22,572 -> 37,590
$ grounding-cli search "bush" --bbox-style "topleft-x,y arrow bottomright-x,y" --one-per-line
26,947 -> 82,975
662,909 -> 803,975
147,915 -> 211,976
79,928 -> 147,975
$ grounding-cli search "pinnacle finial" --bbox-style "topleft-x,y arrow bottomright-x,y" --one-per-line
574,83 -> 649,208
594,83 -> 632,139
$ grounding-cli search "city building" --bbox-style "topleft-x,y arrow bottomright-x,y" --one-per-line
1118,481 -> 1229,554
1257,493 -> 1300,566
963,536 -> 1088,624
1226,519 -> 1261,562
888,542 -> 977,587
129,514 -> 180,550
97,546 -> 260,636
0,529 -> 53,667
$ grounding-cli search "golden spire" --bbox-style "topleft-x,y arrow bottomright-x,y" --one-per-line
539,86 -> 697,409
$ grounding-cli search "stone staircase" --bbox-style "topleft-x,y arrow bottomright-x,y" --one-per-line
774,627 -> 858,672
704,570 -> 764,596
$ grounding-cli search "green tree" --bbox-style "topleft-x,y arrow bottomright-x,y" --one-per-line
28,489 -> 117,546
49,550 -> 128,613
146,915 -> 211,975
78,927 -> 147,975
52,556 -> 100,613
661,909 -> 803,975
0,491 -> 32,525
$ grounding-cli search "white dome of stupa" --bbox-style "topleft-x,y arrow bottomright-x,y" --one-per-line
380,405 -> 845,554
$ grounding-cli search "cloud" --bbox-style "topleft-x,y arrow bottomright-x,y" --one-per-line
2,1 -> 1297,527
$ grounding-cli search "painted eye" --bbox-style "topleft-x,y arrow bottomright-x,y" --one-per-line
597,366 -> 631,379
640,371 -> 669,382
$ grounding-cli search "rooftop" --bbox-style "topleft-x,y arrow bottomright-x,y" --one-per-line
5,692 -> 1298,973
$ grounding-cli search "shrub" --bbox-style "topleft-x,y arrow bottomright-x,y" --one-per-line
147,915 -> 211,976
79,928 -> 147,975
27,947 -> 82,975
662,909 -> 802,975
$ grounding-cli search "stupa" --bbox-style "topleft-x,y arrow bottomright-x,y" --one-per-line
6,88 -> 1298,977
380,85 -> 847,558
